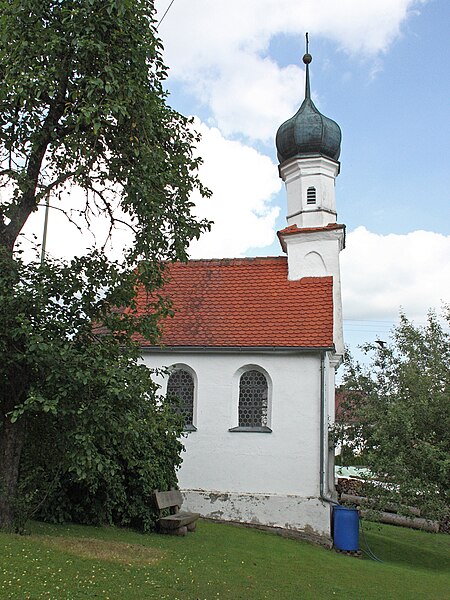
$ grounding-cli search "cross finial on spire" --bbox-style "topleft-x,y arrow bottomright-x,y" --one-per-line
302,32 -> 312,99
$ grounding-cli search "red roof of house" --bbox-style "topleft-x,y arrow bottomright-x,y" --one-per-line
136,257 -> 333,348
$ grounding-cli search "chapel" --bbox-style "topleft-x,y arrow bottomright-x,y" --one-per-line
139,46 -> 345,542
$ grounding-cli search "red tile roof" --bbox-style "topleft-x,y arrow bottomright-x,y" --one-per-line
277,224 -> 345,253
278,223 -> 345,236
136,257 -> 333,348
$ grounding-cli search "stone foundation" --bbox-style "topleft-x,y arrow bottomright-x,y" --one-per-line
181,489 -> 332,545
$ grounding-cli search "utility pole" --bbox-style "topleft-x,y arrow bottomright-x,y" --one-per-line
40,193 -> 50,265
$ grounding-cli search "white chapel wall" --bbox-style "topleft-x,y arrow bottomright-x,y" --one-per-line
143,350 -> 333,538
145,351 -> 321,496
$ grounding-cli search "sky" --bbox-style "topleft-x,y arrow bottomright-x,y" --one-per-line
21,0 -> 449,361
155,0 -> 450,355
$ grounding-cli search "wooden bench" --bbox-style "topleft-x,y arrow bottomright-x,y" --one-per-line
154,489 -> 200,536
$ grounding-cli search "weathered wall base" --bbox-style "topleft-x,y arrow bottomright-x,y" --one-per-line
181,489 -> 332,545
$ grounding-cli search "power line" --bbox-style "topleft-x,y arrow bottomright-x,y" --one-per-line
345,328 -> 391,333
344,319 -> 395,324
157,0 -> 176,30
344,320 -> 428,328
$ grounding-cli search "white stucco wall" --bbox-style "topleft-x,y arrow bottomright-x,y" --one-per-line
143,349 -> 336,539
278,152 -> 345,362
284,231 -> 345,358
280,155 -> 339,229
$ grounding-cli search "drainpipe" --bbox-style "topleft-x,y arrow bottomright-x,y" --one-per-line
320,351 -> 337,505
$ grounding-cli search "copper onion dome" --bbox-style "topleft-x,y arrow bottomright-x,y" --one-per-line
276,36 -> 341,164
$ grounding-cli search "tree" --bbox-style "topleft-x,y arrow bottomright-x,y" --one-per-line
1,252 -> 187,531
334,308 -> 450,520
0,0 -> 210,530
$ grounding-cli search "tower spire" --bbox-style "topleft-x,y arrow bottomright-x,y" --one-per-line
303,32 -> 312,100
275,32 -> 341,165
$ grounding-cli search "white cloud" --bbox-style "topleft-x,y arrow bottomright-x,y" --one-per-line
341,226 -> 450,321
199,55 -> 302,142
159,0 -> 426,67
157,0 -> 428,140
17,186 -> 135,263
188,120 -> 281,258
17,120 -> 281,262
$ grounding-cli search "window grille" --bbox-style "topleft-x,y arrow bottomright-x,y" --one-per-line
307,186 -> 316,204
238,370 -> 268,428
167,369 -> 194,427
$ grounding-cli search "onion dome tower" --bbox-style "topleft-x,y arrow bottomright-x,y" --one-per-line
276,34 -> 343,230
276,53 -> 341,165
276,34 -> 345,357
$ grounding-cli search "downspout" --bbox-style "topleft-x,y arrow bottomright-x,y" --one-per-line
320,351 -> 337,504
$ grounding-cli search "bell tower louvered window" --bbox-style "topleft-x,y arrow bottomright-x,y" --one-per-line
306,186 -> 316,204
238,370 -> 268,428
167,369 -> 195,429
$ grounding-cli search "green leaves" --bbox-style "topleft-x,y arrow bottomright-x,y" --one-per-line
1,0 -> 210,257
337,308 -> 450,520
1,0 -> 210,531
0,250 -> 183,530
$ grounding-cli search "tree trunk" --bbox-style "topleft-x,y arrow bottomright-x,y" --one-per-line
340,493 -> 421,517
0,403 -> 26,531
360,510 -> 439,533
0,244 -> 28,530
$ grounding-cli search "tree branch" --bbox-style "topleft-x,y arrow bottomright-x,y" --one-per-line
35,203 -> 84,234
0,169 -> 20,179
1,56 -> 72,251
35,171 -> 79,203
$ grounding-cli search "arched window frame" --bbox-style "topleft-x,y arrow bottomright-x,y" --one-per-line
166,364 -> 197,432
229,365 -> 272,433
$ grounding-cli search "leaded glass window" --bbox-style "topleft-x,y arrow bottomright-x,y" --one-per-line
167,369 -> 194,427
238,370 -> 268,428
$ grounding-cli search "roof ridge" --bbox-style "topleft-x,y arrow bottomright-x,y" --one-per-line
167,256 -> 287,265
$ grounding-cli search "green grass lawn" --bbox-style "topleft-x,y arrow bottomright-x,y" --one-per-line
1,519 -> 449,599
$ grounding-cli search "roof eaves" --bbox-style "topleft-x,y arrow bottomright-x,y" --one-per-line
141,345 -> 336,354
277,223 -> 346,251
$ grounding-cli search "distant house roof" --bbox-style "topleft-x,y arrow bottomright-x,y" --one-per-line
135,256 -> 334,349
335,387 -> 363,423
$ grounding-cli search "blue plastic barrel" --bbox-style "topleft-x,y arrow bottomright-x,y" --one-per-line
333,505 -> 359,551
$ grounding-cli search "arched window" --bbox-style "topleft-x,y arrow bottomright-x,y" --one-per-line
166,369 -> 195,430
238,370 -> 268,428
306,186 -> 316,204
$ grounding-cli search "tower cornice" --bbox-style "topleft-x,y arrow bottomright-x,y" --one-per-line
277,223 -> 346,254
